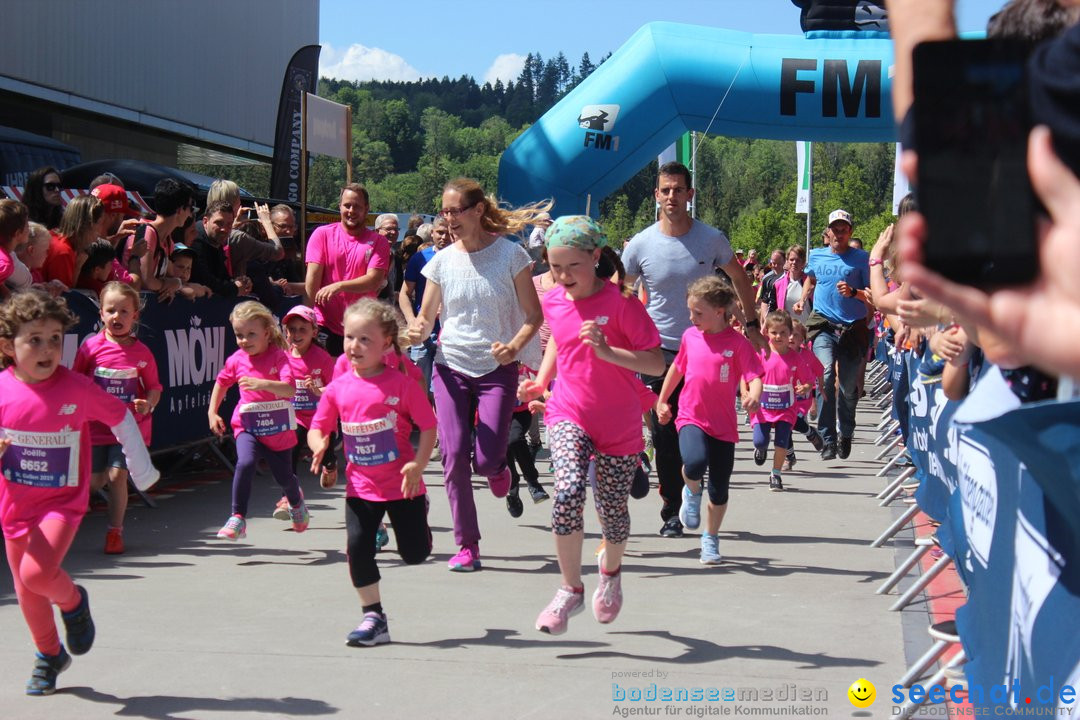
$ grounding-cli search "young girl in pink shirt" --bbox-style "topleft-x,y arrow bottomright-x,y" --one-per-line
308,298 -> 437,647
518,216 -> 664,635
0,290 -> 158,695
272,305 -> 336,523
750,311 -> 816,491
209,301 -> 307,540
73,282 -> 162,555
655,276 -> 764,565
783,320 -> 825,470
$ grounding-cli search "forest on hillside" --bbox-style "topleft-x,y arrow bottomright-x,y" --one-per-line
183,50 -> 899,256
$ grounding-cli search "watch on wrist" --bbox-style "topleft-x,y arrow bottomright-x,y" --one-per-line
869,258 -> 883,267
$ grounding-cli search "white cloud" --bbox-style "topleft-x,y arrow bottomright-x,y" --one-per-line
483,53 -> 527,86
319,43 -> 421,82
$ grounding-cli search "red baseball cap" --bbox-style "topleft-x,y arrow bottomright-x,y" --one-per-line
91,184 -> 140,217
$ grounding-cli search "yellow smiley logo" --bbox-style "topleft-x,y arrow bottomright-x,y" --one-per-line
847,678 -> 876,708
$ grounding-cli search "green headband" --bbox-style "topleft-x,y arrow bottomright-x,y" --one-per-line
544,215 -> 608,251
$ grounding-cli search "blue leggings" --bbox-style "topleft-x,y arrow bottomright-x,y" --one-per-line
232,432 -> 302,517
677,425 -> 735,506
752,421 -> 793,451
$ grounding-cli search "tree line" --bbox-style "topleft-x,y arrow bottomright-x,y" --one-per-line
182,50 -> 898,257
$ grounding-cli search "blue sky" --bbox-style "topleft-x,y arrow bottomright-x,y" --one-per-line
319,0 -> 1006,84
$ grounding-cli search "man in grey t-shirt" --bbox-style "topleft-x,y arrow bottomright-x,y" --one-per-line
623,162 -> 765,538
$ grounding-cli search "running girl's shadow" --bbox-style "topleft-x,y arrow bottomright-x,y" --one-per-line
394,627 -> 607,652
65,686 -> 335,720
556,629 -> 882,668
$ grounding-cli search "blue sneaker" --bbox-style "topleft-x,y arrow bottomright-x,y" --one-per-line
62,585 -> 95,656
346,612 -> 390,646
25,647 -> 71,696
375,524 -> 390,552
700,533 -> 722,565
678,484 -> 703,531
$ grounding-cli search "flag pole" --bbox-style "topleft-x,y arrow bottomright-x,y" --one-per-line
805,142 -> 812,255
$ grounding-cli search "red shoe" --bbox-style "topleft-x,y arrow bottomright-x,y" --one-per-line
104,528 -> 125,555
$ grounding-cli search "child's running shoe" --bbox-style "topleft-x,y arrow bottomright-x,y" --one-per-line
24,647 -> 71,696
769,471 -> 784,492
536,585 -> 584,635
753,447 -> 767,466
593,550 -> 623,624
488,468 -> 511,498
289,503 -> 310,533
700,533 -> 723,565
217,514 -> 247,540
448,544 -> 480,571
104,527 -> 125,555
375,524 -> 390,552
630,463 -> 649,499
678,484 -> 703,530
783,450 -> 797,471
62,585 -> 95,655
346,612 -> 390,647
272,496 -> 291,521
320,467 -> 338,488
506,490 -> 524,518
528,485 -> 550,503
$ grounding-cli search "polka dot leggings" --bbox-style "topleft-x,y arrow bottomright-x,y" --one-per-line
549,421 -> 638,543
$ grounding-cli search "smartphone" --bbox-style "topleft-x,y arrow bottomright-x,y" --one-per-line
913,39 -> 1038,288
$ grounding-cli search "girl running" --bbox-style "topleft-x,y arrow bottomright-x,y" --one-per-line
272,305 -> 337,521
308,298 -> 437,647
518,216 -> 664,635
784,319 -> 826,470
655,276 -> 764,564
209,301 -> 308,540
750,311 -> 816,491
73,282 -> 162,554
0,290 -> 158,695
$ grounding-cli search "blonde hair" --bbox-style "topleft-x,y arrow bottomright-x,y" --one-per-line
0,290 -> 76,368
57,195 -> 103,245
765,309 -> 794,334
686,275 -> 737,313
343,298 -> 405,368
100,281 -> 142,314
207,179 -> 241,209
443,177 -> 552,236
229,300 -> 286,350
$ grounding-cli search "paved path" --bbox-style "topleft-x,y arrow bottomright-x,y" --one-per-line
0,400 -> 918,719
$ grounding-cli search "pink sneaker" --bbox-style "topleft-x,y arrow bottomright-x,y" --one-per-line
594,550 -> 623,624
448,544 -> 481,572
488,468 -> 511,498
536,586 -> 585,635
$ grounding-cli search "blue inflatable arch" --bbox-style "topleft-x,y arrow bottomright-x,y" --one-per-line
498,22 -> 896,215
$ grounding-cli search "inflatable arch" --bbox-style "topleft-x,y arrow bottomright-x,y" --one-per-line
497,22 -> 896,215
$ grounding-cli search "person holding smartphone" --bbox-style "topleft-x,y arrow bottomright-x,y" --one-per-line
792,209 -> 871,461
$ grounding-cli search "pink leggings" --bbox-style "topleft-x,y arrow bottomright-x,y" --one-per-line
4,516 -> 81,655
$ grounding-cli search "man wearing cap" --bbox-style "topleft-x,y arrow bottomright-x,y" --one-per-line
793,209 -> 871,461
622,161 -> 766,539
304,184 -> 390,356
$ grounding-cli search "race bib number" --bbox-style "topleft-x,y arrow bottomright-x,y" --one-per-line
342,414 -> 399,467
1,428 -> 80,488
239,400 -> 296,437
293,379 -> 320,411
94,367 -> 139,404
761,383 -> 794,410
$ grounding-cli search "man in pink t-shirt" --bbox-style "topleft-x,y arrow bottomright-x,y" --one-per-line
304,184 -> 390,355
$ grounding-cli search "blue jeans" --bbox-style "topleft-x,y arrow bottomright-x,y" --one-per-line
812,330 -> 862,445
408,335 -> 438,394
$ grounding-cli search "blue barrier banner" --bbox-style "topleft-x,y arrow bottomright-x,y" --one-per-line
62,291 -> 240,450
911,348 -> 957,526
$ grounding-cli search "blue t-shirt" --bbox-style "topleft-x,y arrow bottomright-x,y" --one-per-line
622,220 -> 734,350
805,247 -> 870,324
403,246 -> 436,315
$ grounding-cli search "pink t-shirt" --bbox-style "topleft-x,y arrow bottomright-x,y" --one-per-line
215,347 -> 296,451
674,327 -> 764,443
286,344 -> 335,428
751,347 -> 816,426
311,366 -> 437,502
332,348 -> 423,387
794,345 -> 824,416
305,223 -> 390,336
72,332 -> 162,446
543,282 -> 660,456
0,366 -> 129,539
532,273 -> 554,353
0,247 -> 14,285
